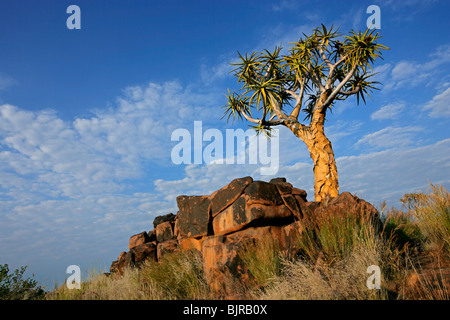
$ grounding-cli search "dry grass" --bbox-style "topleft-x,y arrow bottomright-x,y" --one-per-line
407,184 -> 450,256
47,249 -> 212,300
47,184 -> 450,300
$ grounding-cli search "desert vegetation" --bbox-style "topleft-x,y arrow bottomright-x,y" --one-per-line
44,184 -> 449,300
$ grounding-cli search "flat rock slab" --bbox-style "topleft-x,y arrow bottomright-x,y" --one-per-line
212,194 -> 293,236
176,195 -> 211,238
210,176 -> 253,217
129,231 -> 150,250
243,180 -> 283,206
131,242 -> 157,265
153,213 -> 176,229
156,221 -> 175,242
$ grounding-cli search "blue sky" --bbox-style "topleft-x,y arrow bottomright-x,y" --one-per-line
0,0 -> 449,290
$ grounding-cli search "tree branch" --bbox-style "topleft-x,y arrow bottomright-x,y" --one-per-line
339,85 -> 361,96
240,110 -> 261,124
322,65 -> 357,109
325,53 -> 349,89
319,45 -> 333,69
289,78 -> 306,120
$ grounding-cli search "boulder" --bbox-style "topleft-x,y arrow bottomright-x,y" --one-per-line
210,176 -> 253,217
292,187 -> 308,201
147,229 -> 157,242
115,251 -> 135,275
173,217 -> 180,239
212,194 -> 293,236
130,242 -> 157,265
243,180 -> 283,206
178,236 -> 204,252
110,260 -> 118,274
280,194 -> 302,219
157,239 -> 179,260
295,196 -> 319,219
176,195 -> 211,238
156,220 -> 174,242
269,177 -> 286,184
129,231 -> 149,250
316,192 -> 379,220
273,181 -> 293,195
201,223 -> 303,296
153,213 -> 176,229
110,176 -> 383,298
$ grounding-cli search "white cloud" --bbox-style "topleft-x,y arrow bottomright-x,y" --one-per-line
386,44 -> 450,90
0,81 -> 221,198
355,126 -> 423,149
423,86 -> 450,118
0,80 -> 224,287
156,137 -> 450,210
391,61 -> 416,81
0,76 -> 448,289
338,138 -> 450,206
371,102 -> 405,120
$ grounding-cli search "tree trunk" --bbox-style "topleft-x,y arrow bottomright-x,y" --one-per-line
307,132 -> 339,202
285,119 -> 339,202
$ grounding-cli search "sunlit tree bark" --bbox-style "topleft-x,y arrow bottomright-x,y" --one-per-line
223,25 -> 388,202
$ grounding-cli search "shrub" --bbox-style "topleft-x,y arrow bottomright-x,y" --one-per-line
0,264 -> 45,300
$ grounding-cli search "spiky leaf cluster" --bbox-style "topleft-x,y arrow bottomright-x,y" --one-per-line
223,25 -> 389,135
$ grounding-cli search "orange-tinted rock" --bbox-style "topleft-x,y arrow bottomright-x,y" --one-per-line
147,229 -> 157,242
110,260 -> 118,273
280,194 -> 302,219
110,251 -> 127,273
292,187 -> 308,201
201,224 -> 302,296
157,239 -> 179,260
153,212 -> 176,229
173,217 -> 180,239
273,181 -> 293,194
176,195 -> 211,238
316,192 -> 379,220
295,195 -> 319,218
128,231 -> 149,250
212,194 -> 293,236
243,180 -> 283,206
210,176 -> 253,217
269,177 -> 287,184
115,251 -> 134,275
131,241 -> 157,265
156,220 -> 174,242
277,221 -> 304,258
178,236 -> 204,252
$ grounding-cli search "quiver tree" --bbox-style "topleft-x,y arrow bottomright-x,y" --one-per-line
223,25 -> 389,202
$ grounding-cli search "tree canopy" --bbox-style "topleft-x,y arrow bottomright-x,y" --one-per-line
223,25 -> 389,136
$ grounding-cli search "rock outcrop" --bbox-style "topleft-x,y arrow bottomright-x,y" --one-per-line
110,176 -> 379,296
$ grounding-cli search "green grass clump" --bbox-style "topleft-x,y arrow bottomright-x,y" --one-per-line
407,184 -> 450,255
296,201 -> 379,264
139,249 -> 211,299
47,249 -> 211,300
239,236 -> 285,289
46,184 -> 449,300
